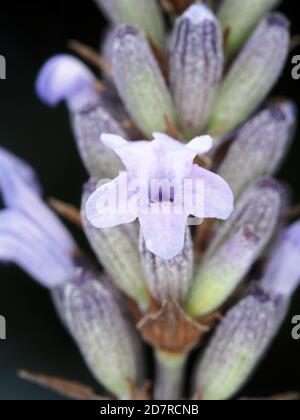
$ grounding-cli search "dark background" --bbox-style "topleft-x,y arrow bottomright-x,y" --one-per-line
0,0 -> 300,400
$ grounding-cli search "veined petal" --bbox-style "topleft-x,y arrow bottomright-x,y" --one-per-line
86,173 -> 138,228
187,165 -> 234,220
36,55 -> 99,112
139,208 -> 187,260
0,210 -> 75,288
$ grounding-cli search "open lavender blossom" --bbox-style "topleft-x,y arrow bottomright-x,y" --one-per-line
86,132 -> 233,260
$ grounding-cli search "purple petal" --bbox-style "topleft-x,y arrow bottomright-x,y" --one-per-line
0,210 -> 75,288
85,173 -> 138,228
186,136 -> 213,156
139,208 -> 187,260
261,221 -> 300,298
36,54 -> 99,112
101,134 -> 156,179
187,165 -> 234,220
0,151 -> 75,254
0,147 -> 42,195
153,133 -> 213,180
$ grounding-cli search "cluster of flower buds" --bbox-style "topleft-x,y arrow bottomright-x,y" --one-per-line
1,0 -> 299,400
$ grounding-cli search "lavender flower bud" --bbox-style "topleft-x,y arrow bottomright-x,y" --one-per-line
95,0 -> 166,49
218,0 -> 280,58
218,100 -> 297,198
170,4 -> 223,137
63,270 -> 140,399
209,14 -> 290,134
261,221 -> 300,299
194,222 -> 300,400
187,179 -> 282,318
193,288 -> 284,400
36,55 -> 99,112
72,104 -> 126,179
111,25 -> 176,138
140,229 -> 194,304
81,179 -> 149,309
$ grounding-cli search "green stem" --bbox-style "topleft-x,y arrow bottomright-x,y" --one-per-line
154,350 -> 188,400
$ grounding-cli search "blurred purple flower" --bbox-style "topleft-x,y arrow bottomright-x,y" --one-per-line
36,54 -> 99,112
0,147 -> 77,287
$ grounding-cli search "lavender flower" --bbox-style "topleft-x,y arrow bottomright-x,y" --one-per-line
0,148 -> 76,288
193,221 -> 300,401
86,132 -> 233,260
36,55 -> 128,179
170,3 -> 224,137
36,55 -> 99,112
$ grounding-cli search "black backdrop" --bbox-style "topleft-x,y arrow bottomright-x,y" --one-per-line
0,0 -> 300,400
